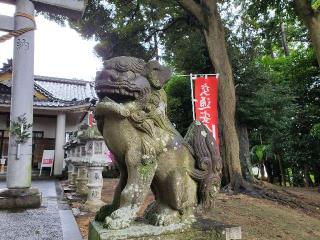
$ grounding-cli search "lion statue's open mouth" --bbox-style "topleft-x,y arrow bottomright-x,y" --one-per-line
95,56 -> 166,103
94,56 -> 222,230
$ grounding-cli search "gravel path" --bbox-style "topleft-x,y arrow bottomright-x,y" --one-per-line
0,180 -> 81,240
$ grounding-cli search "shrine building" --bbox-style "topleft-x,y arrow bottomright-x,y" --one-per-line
0,59 -> 97,175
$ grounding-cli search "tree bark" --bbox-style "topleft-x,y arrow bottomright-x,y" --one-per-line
220,128 -> 230,184
237,122 -> 254,182
280,22 -> 290,56
177,0 -> 244,190
294,0 -> 320,66
203,4 -> 243,190
260,164 -> 266,180
286,168 -> 292,186
314,163 -> 320,185
303,165 -> 313,187
276,154 -> 286,186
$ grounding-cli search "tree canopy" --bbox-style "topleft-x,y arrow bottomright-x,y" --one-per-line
70,0 -> 320,188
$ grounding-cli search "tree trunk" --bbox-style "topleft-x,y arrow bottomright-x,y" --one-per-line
260,164 -> 266,180
303,165 -> 313,187
204,9 -> 242,190
177,0 -> 244,191
237,122 -> 254,182
153,33 -> 160,61
294,0 -> 320,66
315,164 -> 320,192
220,128 -> 230,185
286,168 -> 292,186
303,16 -> 320,65
276,154 -> 286,186
280,22 -> 290,56
314,164 -> 320,185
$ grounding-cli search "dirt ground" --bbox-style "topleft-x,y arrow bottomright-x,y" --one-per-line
64,179 -> 320,240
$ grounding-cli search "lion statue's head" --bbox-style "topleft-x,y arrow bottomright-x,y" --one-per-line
94,56 -> 178,161
95,56 -> 171,103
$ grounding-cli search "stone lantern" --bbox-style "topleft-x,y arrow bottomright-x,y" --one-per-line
77,124 -> 110,212
70,144 -> 78,185
64,142 -> 73,182
67,132 -> 80,186
74,135 -> 89,195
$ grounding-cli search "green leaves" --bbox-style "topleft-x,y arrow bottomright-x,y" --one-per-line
164,75 -> 193,135
255,145 -> 266,161
10,114 -> 33,144
312,0 -> 320,10
311,123 -> 320,138
71,0 -> 182,60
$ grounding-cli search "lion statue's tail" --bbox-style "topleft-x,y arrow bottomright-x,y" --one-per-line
184,121 -> 222,208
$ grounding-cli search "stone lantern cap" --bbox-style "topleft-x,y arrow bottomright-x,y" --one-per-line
64,124 -> 109,166
77,124 -> 104,142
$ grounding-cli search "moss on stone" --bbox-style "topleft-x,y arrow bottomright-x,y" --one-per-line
137,164 -> 154,180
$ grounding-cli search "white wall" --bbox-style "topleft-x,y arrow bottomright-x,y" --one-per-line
33,116 -> 56,138
0,114 -> 81,138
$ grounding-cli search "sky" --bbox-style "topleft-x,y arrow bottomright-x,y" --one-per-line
0,3 -> 102,81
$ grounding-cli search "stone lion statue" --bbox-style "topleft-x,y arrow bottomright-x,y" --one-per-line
94,56 -> 222,229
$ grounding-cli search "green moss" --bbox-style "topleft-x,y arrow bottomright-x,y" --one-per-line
137,164 -> 154,179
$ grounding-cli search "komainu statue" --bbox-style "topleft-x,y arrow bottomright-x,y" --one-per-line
94,56 -> 222,229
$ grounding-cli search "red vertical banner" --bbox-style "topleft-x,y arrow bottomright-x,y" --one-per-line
194,75 -> 219,145
88,111 -> 94,127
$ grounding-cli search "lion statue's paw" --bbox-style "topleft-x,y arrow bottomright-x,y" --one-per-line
144,202 -> 181,226
95,204 -> 116,222
149,213 -> 178,226
104,206 -> 138,229
104,216 -> 131,229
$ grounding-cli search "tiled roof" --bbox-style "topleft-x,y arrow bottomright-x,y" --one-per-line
34,75 -> 98,102
0,59 -> 12,73
0,92 -> 92,108
0,60 -> 97,108
33,99 -> 90,107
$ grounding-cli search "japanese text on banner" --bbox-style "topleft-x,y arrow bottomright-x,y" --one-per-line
194,75 -> 219,145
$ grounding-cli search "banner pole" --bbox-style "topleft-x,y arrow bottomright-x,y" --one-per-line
190,73 -> 196,120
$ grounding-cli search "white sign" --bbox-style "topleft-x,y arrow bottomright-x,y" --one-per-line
0,158 -> 6,165
39,150 -> 55,176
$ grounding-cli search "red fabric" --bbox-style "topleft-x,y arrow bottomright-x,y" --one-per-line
194,76 -> 219,145
89,111 -> 93,127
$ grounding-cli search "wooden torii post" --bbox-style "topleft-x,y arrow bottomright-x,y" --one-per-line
0,0 -> 87,209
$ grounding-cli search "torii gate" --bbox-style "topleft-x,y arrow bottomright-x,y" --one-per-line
0,0 -> 87,209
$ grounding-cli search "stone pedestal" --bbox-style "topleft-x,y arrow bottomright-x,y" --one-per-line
88,219 -> 241,240
0,187 -> 41,209
83,165 -> 105,212
71,165 -> 78,185
67,162 -> 74,182
76,165 -> 88,195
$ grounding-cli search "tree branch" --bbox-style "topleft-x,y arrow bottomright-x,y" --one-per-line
144,17 -> 186,42
177,0 -> 206,26
294,0 -> 315,20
